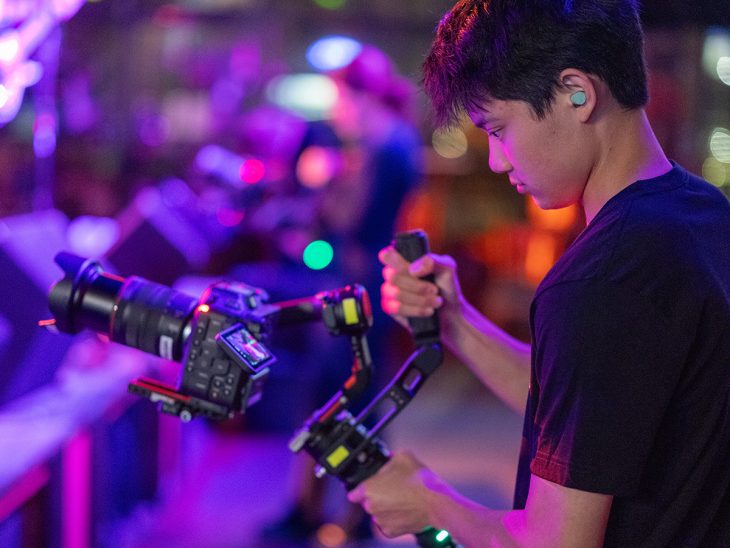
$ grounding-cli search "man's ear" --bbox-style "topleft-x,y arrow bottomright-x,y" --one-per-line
559,68 -> 597,123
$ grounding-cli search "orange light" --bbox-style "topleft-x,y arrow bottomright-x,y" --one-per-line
38,318 -> 56,327
526,200 -> 579,231
296,146 -> 339,188
197,304 -> 210,314
524,232 -> 558,285
316,523 -> 348,547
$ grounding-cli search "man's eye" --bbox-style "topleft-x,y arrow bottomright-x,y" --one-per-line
487,129 -> 502,139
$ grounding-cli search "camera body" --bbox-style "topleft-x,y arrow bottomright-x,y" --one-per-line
175,281 -> 275,418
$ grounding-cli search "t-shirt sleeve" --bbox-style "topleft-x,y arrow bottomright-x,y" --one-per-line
529,279 -> 686,496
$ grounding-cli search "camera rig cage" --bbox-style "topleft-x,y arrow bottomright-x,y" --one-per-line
45,252 -> 373,422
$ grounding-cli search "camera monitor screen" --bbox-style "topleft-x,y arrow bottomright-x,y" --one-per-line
216,324 -> 274,373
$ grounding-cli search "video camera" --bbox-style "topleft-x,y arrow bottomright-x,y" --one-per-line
45,252 -> 372,421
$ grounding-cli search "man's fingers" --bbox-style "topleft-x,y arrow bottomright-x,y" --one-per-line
378,245 -> 410,269
347,484 -> 365,504
381,278 -> 441,304
382,266 -> 439,296
381,285 -> 442,316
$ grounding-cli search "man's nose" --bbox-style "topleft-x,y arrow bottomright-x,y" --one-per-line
488,143 -> 511,174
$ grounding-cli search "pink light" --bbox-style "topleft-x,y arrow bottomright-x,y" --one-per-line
296,146 -> 339,188
216,207 -> 245,227
239,158 -> 265,184
51,0 -> 86,21
0,465 -> 50,522
63,430 -> 92,548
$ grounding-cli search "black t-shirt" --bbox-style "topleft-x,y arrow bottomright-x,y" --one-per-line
513,163 -> 730,546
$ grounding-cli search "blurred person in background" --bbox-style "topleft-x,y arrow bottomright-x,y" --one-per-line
260,44 -> 424,545
347,1 -> 730,546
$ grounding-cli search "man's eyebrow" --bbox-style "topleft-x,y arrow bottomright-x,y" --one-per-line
473,115 -> 498,129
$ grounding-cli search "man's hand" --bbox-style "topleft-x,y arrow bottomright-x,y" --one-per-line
347,451 -> 439,538
379,245 -> 464,326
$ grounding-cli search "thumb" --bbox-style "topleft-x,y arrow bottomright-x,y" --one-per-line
347,485 -> 365,504
408,255 -> 435,277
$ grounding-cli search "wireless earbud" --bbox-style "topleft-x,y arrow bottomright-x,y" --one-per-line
570,90 -> 587,107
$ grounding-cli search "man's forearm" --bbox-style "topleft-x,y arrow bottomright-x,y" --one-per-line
443,300 -> 531,413
424,475 -> 520,547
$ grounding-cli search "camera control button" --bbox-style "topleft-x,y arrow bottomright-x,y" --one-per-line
212,359 -> 229,374
193,370 -> 212,382
212,377 -> 224,388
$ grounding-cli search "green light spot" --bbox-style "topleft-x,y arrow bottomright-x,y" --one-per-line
303,240 -> 334,270
314,0 -> 347,9
435,530 -> 450,542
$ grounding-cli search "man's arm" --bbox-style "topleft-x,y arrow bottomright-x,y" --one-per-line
348,451 -> 613,547
380,246 -> 531,413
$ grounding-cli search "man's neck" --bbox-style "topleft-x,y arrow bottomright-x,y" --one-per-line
582,109 -> 672,224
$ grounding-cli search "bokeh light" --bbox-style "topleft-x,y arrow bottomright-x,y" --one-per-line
0,32 -> 20,65
302,240 -> 334,270
709,128 -> 730,163
266,73 -> 338,120
239,158 -> 265,184
66,215 -> 120,257
432,127 -> 469,159
702,157 -> 729,187
315,523 -> 347,547
306,35 -> 362,71
216,208 -> 246,227
702,28 -> 730,79
717,56 -> 730,86
296,146 -> 339,188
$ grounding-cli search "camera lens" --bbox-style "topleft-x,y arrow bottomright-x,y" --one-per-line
112,278 -> 197,361
49,252 -> 198,361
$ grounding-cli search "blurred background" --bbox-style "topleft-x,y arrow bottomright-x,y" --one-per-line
0,1 -> 728,547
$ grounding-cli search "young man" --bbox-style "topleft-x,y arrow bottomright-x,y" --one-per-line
346,1 -> 730,546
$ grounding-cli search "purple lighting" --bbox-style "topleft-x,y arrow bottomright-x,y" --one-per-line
33,111 -> 56,158
196,144 -> 265,188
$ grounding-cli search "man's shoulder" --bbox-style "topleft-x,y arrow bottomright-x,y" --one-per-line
537,166 -> 730,320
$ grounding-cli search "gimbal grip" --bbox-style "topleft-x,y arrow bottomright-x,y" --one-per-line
393,230 -> 440,344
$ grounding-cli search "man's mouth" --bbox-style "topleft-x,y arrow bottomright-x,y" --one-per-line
510,179 -> 526,194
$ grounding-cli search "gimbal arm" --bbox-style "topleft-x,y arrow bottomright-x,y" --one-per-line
289,230 -> 458,548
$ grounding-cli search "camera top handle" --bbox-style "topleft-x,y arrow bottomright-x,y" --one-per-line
289,230 -> 457,548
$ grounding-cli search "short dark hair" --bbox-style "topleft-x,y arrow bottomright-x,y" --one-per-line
423,0 -> 648,126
